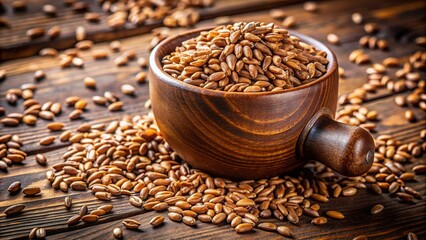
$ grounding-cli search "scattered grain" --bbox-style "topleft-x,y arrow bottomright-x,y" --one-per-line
113,228 -> 123,239
415,37 -> 426,47
303,1 -> 318,12
69,109 -> 83,120
150,215 -> 165,227
110,41 -> 121,52
404,110 -> 416,122
121,84 -> 136,95
47,26 -> 61,39
82,214 -> 99,223
27,28 -> 45,39
364,23 -> 379,34
370,204 -> 384,214
39,136 -> 55,145
311,217 -> 327,225
4,204 -> 25,216
282,16 -> 296,28
67,215 -> 81,226
235,223 -> 253,233
135,72 -> 147,84
22,187 -> 41,196
407,232 -> 418,240
108,101 -> 123,111
8,181 -> 21,193
47,122 -> 64,131
64,196 -> 72,209
36,228 -> 46,238
122,219 -> 141,229
277,226 -> 293,237
84,77 -> 97,89
35,154 -> 47,165
327,33 -> 340,44
351,12 -> 363,24
270,9 -> 287,19
182,216 -> 197,226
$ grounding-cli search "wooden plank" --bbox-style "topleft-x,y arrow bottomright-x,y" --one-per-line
1,0 -> 424,80
0,38 -> 423,150
1,167 -> 424,239
0,158 -> 425,239
41,188 -> 426,240
1,0 -> 425,66
1,93 -> 422,181
1,0 -> 425,61
0,0 -> 423,180
209,0 -> 426,96
0,0 -> 301,61
0,95 -> 424,239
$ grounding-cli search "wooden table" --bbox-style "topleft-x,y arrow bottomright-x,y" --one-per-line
0,0 -> 425,239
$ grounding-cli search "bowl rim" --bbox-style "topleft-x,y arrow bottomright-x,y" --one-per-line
150,26 -> 338,96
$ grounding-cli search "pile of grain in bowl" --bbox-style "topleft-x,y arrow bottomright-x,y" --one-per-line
162,21 -> 329,92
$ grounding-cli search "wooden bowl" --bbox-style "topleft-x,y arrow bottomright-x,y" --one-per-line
149,27 -> 375,180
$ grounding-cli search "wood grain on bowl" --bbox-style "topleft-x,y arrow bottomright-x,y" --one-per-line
149,28 -> 374,179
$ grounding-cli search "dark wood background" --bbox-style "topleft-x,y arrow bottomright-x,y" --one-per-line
0,0 -> 425,239
0,0 -> 300,61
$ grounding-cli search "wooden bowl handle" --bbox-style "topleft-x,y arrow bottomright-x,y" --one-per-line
297,108 -> 375,176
